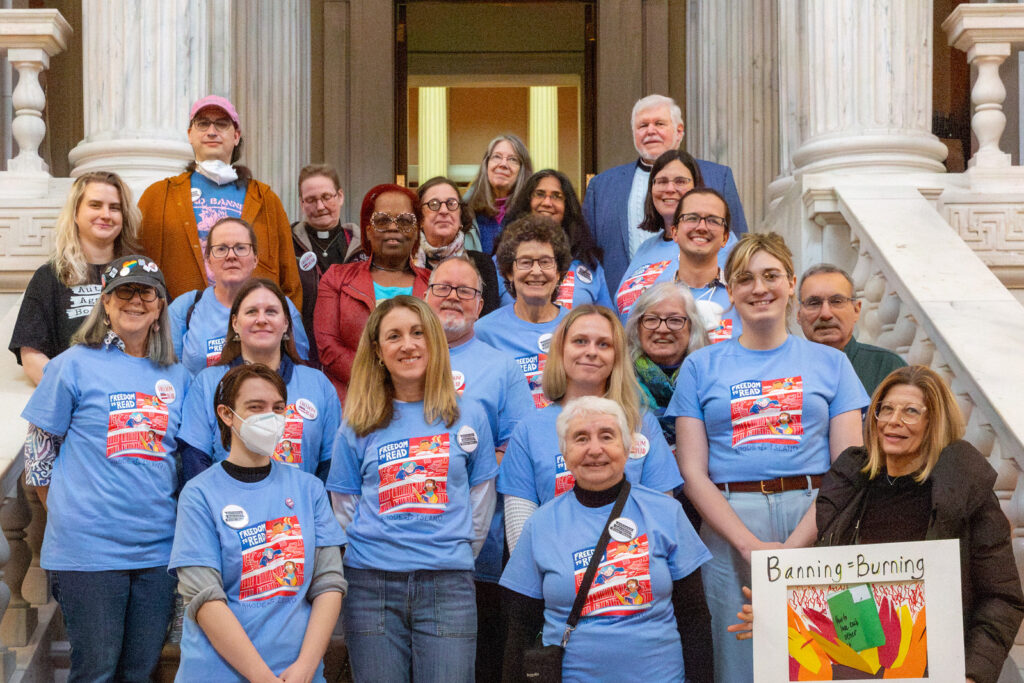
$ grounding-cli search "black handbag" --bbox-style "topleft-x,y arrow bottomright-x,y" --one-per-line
521,481 -> 631,682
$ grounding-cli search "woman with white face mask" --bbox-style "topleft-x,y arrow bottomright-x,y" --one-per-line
177,278 -> 339,482
171,363 -> 347,682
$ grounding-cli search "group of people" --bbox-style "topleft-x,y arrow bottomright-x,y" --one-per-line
8,91 -> 1022,683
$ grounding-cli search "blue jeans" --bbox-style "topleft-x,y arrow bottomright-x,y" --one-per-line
343,567 -> 476,683
53,566 -> 176,683
701,488 -> 815,683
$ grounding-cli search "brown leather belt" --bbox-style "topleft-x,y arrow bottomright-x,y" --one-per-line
716,474 -> 823,494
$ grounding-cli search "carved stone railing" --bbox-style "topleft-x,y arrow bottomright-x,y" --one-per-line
765,174 -> 1024,671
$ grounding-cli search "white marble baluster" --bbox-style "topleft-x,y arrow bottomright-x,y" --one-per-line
0,498 -> 14,681
0,482 -> 33,648
967,44 -> 1011,169
5,50 -> 48,176
21,487 -> 46,608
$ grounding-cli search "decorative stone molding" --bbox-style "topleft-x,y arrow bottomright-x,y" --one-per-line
0,180 -> 71,291
939,189 -> 1024,289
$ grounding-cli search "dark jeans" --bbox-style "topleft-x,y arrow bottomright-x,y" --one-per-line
53,567 -> 176,683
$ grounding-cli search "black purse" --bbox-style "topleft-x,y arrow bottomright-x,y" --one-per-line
521,481 -> 631,682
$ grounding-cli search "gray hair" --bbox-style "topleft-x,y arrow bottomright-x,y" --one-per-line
556,396 -> 632,454
624,282 -> 709,362
631,94 -> 683,131
465,134 -> 534,218
71,294 -> 178,367
798,263 -> 855,299
428,255 -> 485,294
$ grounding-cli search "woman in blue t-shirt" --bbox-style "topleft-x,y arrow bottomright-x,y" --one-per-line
177,277 -> 339,481
666,232 -> 868,683
499,169 -> 614,310
326,296 -> 497,682
500,396 -> 713,682
21,255 -> 190,682
171,363 -> 346,682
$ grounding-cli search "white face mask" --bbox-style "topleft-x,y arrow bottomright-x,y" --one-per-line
195,159 -> 239,185
231,410 -> 285,458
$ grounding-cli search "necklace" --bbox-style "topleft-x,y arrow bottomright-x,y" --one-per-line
885,473 -> 901,486
370,261 -> 410,273
306,225 -> 344,258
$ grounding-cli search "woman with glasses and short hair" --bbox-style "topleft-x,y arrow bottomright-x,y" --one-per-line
168,217 -> 309,375
314,184 -> 431,403
415,176 -> 501,314
464,134 -> 534,254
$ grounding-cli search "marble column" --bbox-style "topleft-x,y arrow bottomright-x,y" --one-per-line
685,0 -> 779,229
68,0 -> 221,196
417,87 -> 448,183
232,0 -> 310,218
767,0 -> 803,207
788,0 -> 948,177
529,86 -> 559,171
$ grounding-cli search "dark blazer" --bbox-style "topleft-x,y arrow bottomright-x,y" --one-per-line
582,158 -> 748,290
816,442 -> 1024,683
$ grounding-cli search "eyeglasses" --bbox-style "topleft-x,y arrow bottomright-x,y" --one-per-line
653,176 -> 693,190
209,243 -> 254,259
423,198 -> 462,212
488,153 -> 521,168
678,213 -> 727,229
370,212 -> 418,233
800,295 -> 856,311
639,314 -> 689,331
874,403 -> 927,425
731,270 -> 786,288
192,118 -> 234,132
113,285 -> 158,302
514,256 -> 557,271
302,192 -> 339,206
427,283 -> 481,300
531,189 -> 565,203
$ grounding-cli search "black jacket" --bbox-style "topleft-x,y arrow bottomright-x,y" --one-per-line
816,441 -> 1024,683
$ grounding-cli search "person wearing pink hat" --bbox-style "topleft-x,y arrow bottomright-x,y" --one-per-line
138,95 -> 302,308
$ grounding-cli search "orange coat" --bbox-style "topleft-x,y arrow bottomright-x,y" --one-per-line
137,171 -> 302,307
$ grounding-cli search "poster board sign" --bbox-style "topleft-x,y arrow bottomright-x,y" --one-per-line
751,539 -> 963,682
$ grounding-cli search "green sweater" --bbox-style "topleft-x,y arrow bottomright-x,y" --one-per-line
842,336 -> 907,396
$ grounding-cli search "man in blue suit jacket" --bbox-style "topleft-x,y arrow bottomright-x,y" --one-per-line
582,94 -> 747,290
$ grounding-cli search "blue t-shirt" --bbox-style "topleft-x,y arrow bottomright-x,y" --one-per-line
168,286 -> 310,375
326,399 -> 497,572
500,484 -> 710,682
372,283 -> 413,302
666,336 -> 869,482
474,305 -> 570,409
178,359 -> 339,479
496,260 -> 614,311
22,344 -> 191,570
190,173 -> 246,286
498,403 -> 683,505
450,335 -> 536,582
170,462 -> 345,682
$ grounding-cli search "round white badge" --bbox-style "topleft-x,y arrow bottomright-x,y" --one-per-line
576,265 -> 593,284
537,333 -> 553,354
295,398 -> 318,420
221,504 -> 249,529
451,370 -> 466,392
628,433 -> 649,459
155,379 -> 176,404
457,425 -> 479,452
299,251 -> 318,271
608,516 -> 639,543
191,187 -> 202,202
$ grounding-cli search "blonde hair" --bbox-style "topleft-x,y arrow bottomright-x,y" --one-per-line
724,231 -> 797,319
52,172 -> 141,286
863,365 -> 965,483
541,305 -> 642,434
345,296 -> 459,436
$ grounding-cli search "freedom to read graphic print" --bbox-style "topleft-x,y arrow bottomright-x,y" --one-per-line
107,392 -> 169,461
377,433 -> 451,515
729,376 -> 803,447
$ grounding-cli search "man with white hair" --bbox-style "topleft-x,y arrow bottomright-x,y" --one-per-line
583,94 -> 747,291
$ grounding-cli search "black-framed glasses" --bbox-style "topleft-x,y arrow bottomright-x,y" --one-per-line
531,189 -> 565,202
514,256 -> 556,271
423,198 -> 462,212
678,213 -> 727,229
192,118 -> 234,132
427,283 -> 481,300
113,285 -> 158,302
800,295 -> 856,311
209,243 -> 254,259
302,192 -> 339,206
488,153 -> 521,168
874,403 -> 927,425
370,212 -> 417,233
639,314 -> 689,331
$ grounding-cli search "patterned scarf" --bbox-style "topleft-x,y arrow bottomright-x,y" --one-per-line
414,230 -> 466,269
103,329 -> 127,353
634,355 -> 681,445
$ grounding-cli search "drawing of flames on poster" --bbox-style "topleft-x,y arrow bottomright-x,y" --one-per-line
238,515 -> 305,602
573,534 -> 653,618
554,453 -> 575,497
555,271 -> 576,310
729,376 -> 804,447
107,392 -> 169,461
272,404 -> 304,466
615,260 -> 672,315
516,354 -> 551,409
785,581 -> 927,680
377,433 -> 451,515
